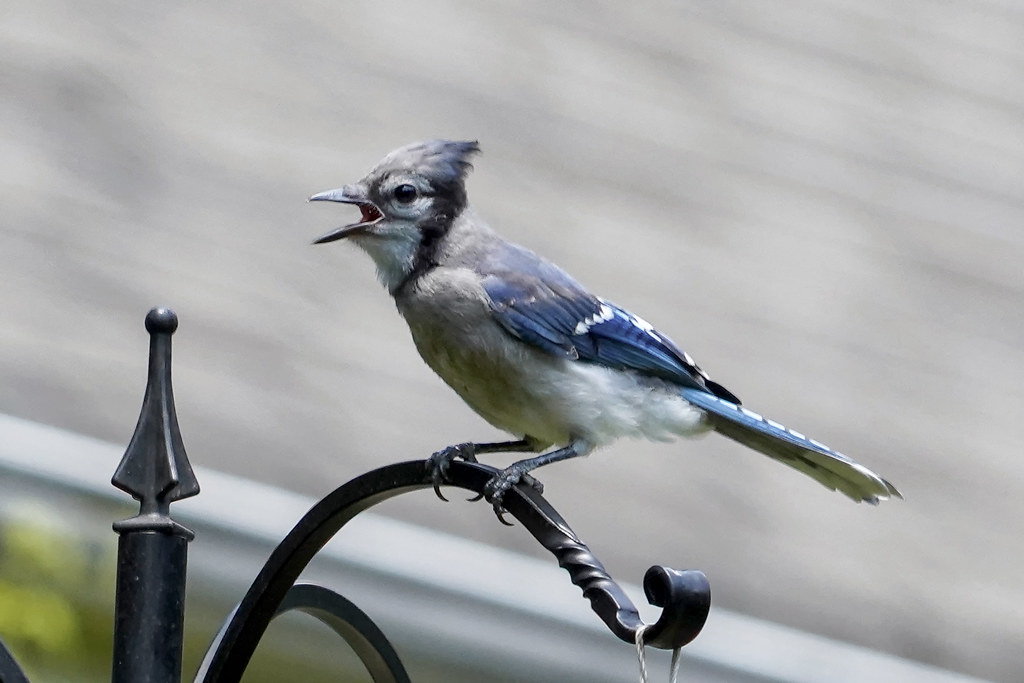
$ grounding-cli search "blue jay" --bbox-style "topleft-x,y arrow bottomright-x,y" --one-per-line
311,140 -> 901,519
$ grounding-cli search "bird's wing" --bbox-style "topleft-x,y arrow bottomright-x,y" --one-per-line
479,246 -> 898,503
480,246 -> 738,401
680,388 -> 902,503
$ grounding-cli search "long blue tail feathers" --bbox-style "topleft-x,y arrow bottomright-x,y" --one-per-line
680,388 -> 901,504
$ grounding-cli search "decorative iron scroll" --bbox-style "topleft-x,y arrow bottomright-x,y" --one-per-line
195,458 -> 711,682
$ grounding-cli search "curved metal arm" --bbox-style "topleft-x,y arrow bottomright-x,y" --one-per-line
195,460 -> 710,682
196,583 -> 410,683
504,475 -> 711,650
277,584 -> 411,683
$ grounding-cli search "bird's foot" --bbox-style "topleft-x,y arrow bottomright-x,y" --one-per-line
482,464 -> 545,526
426,442 -> 480,501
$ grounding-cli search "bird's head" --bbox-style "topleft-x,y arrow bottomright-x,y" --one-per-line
310,139 -> 480,292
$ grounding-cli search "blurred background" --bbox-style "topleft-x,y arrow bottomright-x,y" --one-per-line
1,1 -> 1022,681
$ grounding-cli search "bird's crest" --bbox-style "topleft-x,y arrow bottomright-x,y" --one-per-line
376,139 -> 480,187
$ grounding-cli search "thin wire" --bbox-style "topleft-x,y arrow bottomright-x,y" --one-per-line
635,625 -> 650,683
669,646 -> 682,683
637,627 -> 683,683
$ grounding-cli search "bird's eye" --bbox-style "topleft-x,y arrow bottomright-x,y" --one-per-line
393,184 -> 418,204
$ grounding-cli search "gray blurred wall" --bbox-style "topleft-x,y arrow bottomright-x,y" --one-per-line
1,2 -> 1022,681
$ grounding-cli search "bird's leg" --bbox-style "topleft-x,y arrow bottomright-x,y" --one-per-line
426,438 -> 536,501
484,439 -> 593,524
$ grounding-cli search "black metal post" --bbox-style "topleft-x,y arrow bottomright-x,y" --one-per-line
111,308 -> 200,683
0,635 -> 31,683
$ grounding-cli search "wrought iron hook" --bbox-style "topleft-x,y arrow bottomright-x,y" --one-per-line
453,463 -> 711,650
196,460 -> 710,682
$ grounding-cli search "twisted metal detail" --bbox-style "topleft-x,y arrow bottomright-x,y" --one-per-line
195,459 -> 711,681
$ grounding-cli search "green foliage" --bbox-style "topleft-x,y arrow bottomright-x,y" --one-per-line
0,500 -> 405,682
0,503 -> 115,682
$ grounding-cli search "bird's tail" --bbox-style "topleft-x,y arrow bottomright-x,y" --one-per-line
680,388 -> 901,504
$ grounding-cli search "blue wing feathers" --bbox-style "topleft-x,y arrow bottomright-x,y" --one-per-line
494,305 -> 575,356
483,267 -> 720,394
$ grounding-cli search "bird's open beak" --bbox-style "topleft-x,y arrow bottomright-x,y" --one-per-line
308,185 -> 383,243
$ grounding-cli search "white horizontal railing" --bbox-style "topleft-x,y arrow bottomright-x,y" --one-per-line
0,412 -> 988,683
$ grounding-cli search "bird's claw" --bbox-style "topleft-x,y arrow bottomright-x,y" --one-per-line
466,473 -> 540,503
482,465 -> 544,524
426,446 -> 545,525
425,443 -> 479,501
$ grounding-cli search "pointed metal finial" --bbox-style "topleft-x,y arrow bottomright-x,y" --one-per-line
113,307 -> 199,536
